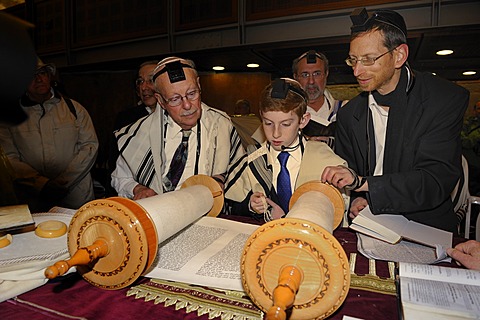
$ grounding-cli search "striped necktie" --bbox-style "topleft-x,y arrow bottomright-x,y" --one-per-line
165,130 -> 191,191
277,151 -> 292,212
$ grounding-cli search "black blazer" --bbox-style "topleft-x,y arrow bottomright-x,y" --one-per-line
336,70 -> 469,233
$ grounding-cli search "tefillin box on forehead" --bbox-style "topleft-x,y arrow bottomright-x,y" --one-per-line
271,78 -> 307,102
350,8 -> 371,33
349,7 -> 407,38
306,50 -> 317,64
271,78 -> 290,99
153,60 -> 194,84
165,61 -> 187,83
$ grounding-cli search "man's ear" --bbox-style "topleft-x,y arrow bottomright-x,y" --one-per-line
394,43 -> 409,69
299,112 -> 311,129
154,92 -> 167,110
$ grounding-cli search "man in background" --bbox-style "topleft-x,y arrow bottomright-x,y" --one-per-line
107,61 -> 159,195
0,59 -> 98,211
292,50 -> 345,148
112,56 -> 244,199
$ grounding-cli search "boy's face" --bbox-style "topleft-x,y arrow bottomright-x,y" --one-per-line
261,110 -> 310,151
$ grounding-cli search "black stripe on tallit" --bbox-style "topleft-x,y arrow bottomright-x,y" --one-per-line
135,148 -> 156,188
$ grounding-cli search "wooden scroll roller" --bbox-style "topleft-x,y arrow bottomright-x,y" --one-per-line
241,181 -> 350,320
44,174 -> 223,289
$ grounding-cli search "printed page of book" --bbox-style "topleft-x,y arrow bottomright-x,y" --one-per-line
399,262 -> 480,285
399,264 -> 480,319
357,234 -> 448,264
145,216 -> 259,291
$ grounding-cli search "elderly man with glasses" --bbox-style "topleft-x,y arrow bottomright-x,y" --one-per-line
112,57 -> 244,199
321,8 -> 469,233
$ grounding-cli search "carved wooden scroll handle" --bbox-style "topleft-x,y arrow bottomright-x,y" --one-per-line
266,265 -> 303,320
44,238 -> 109,279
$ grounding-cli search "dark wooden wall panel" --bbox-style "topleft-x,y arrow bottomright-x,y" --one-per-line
199,72 -> 272,116
34,0 -> 65,53
246,0 -> 401,21
175,0 -> 237,31
72,0 -> 167,47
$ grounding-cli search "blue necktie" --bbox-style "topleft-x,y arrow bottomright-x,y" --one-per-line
165,130 -> 191,191
277,151 -> 292,213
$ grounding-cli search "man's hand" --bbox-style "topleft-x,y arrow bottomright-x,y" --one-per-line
447,240 -> 480,270
349,197 -> 368,219
133,184 -> 157,200
321,165 -> 356,189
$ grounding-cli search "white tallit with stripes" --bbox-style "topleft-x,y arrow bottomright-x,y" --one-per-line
115,102 -> 244,195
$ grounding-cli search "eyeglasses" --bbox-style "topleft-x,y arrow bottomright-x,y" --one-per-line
164,89 -> 201,107
345,48 -> 396,67
135,77 -> 154,87
298,71 -> 324,79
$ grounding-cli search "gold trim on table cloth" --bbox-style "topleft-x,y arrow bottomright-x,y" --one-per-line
127,279 -> 263,320
348,254 -> 396,295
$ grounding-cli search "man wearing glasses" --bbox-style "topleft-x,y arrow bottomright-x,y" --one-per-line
321,8 -> 469,232
112,57 -> 244,199
292,50 -> 346,148
107,60 -> 159,196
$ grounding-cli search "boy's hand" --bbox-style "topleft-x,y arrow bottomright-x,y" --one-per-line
250,192 -> 267,214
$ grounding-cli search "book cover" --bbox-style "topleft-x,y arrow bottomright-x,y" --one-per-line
0,204 -> 35,234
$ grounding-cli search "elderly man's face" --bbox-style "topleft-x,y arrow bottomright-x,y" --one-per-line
155,68 -> 202,130
348,30 -> 401,95
136,64 -> 158,108
294,58 -> 328,101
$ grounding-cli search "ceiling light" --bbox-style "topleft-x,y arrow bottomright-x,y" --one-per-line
247,63 -> 259,68
212,66 -> 225,71
436,49 -> 453,56
432,72 -> 436,76
463,71 -> 477,76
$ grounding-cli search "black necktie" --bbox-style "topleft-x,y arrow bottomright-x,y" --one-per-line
277,151 -> 292,212
165,130 -> 191,191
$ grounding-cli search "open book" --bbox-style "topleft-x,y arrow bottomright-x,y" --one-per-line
398,262 -> 480,319
350,206 -> 452,249
0,204 -> 35,234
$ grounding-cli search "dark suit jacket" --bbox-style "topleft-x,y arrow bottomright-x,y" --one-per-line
336,70 -> 469,232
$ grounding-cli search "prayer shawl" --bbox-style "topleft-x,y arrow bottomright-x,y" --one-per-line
225,139 -> 349,205
115,103 -> 243,194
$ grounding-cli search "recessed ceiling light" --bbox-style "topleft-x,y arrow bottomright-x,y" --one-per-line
463,71 -> 477,76
436,49 -> 453,56
247,63 -> 259,68
432,72 -> 436,76
212,66 -> 225,71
